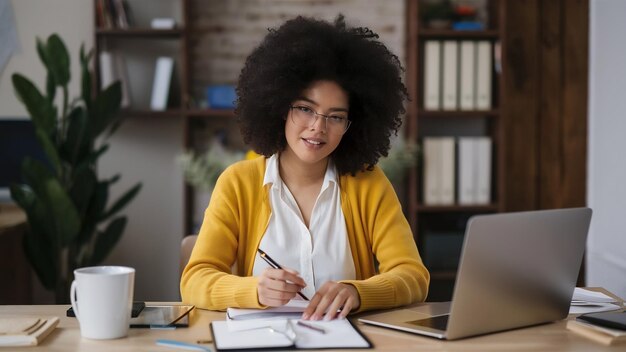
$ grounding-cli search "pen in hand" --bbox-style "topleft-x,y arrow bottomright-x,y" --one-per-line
257,249 -> 310,301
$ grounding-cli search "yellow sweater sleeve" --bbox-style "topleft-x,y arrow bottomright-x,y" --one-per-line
180,164 -> 264,310
340,167 -> 429,312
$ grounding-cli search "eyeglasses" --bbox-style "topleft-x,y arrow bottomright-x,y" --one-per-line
289,105 -> 351,134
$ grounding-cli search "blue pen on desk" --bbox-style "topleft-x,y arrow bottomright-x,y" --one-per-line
156,339 -> 212,352
257,249 -> 310,301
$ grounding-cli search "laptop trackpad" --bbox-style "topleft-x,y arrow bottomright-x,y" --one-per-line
406,314 -> 449,331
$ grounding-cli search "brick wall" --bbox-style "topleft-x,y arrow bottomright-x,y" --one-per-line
189,0 -> 406,102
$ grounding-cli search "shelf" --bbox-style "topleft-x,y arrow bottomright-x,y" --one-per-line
418,109 -> 499,118
119,109 -> 186,118
185,109 -> 236,118
418,29 -> 500,39
96,28 -> 184,38
416,204 -> 500,213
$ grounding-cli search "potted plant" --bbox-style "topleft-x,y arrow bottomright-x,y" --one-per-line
10,34 -> 141,303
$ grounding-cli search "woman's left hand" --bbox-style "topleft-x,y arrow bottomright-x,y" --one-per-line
301,281 -> 360,320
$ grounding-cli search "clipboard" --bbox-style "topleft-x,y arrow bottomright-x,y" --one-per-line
129,305 -> 194,328
210,318 -> 372,351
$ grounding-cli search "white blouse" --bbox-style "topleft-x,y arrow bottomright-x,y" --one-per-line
252,154 -> 355,299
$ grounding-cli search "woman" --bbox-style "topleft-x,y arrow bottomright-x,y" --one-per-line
181,15 -> 429,321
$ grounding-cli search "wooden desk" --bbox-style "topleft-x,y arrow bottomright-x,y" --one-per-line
0,293 -> 623,352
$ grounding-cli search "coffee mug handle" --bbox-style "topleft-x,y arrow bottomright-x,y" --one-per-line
70,280 -> 80,320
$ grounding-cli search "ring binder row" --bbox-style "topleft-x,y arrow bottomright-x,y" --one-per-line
423,40 -> 493,111
422,136 -> 492,206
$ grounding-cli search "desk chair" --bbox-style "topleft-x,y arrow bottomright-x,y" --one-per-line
180,235 -> 198,274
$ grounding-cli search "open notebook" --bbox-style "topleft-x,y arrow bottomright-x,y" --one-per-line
213,301 -> 371,350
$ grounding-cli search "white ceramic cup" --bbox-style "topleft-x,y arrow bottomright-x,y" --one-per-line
70,266 -> 135,339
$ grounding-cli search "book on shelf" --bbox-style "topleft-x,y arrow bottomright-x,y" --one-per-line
150,56 -> 175,111
567,319 -> 626,346
99,50 -> 131,108
0,316 -> 59,347
96,0 -> 131,29
423,137 -> 455,205
423,40 -> 441,110
442,41 -> 458,110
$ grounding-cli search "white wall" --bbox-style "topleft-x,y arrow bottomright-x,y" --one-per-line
0,0 -> 93,118
0,0 -> 183,301
587,0 -> 626,298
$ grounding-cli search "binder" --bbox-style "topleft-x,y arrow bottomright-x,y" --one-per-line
423,137 -> 441,205
476,41 -> 492,110
150,56 -> 174,111
458,137 -> 476,205
439,137 -> 456,205
423,137 -> 455,205
423,41 -> 441,110
459,41 -> 476,110
442,41 -> 458,110
475,137 -> 492,204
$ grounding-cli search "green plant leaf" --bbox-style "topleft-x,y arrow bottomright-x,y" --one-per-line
11,184 -> 57,289
69,166 -> 97,219
12,74 -> 56,137
91,81 -> 122,137
36,37 -> 49,68
80,44 -> 92,109
99,183 -> 142,221
21,157 -> 81,247
77,181 -> 109,245
46,73 -> 56,102
90,217 -> 127,265
63,106 -> 91,164
46,34 -> 71,86
34,128 -> 61,174
10,184 -> 56,243
44,180 -> 81,246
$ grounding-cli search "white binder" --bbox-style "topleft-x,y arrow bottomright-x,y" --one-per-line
476,41 -> 492,110
423,41 -> 441,110
459,41 -> 475,110
442,41 -> 458,110
150,57 -> 174,111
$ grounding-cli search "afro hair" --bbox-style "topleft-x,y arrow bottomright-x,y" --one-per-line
236,15 -> 408,175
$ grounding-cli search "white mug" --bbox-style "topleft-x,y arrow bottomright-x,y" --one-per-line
70,266 -> 135,339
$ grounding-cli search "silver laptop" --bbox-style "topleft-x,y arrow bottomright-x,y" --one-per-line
359,207 -> 592,340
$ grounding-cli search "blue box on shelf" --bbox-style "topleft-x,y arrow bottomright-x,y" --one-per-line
452,21 -> 485,31
206,85 -> 236,109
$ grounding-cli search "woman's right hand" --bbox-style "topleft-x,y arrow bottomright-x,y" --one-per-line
257,268 -> 307,307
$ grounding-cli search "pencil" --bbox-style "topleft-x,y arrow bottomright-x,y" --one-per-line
257,248 -> 310,301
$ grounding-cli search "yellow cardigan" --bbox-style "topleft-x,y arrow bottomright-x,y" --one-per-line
180,156 -> 429,312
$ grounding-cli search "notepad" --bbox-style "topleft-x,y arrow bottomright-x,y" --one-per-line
0,316 -> 59,347
211,319 -> 371,350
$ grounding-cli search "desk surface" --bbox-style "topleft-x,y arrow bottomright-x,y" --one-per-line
1,289 -> 623,351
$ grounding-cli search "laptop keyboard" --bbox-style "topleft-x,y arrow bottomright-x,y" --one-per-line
406,314 -> 449,331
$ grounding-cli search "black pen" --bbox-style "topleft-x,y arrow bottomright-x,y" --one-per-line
257,248 -> 310,301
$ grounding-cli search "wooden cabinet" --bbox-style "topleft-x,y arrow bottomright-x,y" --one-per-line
405,0 -> 506,300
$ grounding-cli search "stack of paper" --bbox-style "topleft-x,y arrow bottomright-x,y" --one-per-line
0,316 -> 59,347
570,288 -> 622,314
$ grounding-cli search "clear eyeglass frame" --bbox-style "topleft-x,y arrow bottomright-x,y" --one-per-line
289,105 -> 352,134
